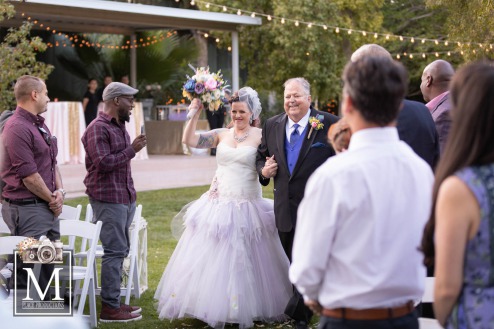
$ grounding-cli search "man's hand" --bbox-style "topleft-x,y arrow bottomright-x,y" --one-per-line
261,155 -> 278,178
49,190 -> 64,217
132,134 -> 147,153
305,299 -> 323,316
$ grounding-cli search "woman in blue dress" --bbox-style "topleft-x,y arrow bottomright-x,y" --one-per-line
421,61 -> 494,328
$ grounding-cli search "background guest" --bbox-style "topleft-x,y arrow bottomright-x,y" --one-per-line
420,60 -> 455,154
82,78 -> 99,126
291,57 -> 434,329
421,61 -> 494,328
120,75 -> 130,85
97,75 -> 113,103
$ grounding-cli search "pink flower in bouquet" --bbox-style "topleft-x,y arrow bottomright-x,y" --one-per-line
311,121 -> 318,128
204,78 -> 218,91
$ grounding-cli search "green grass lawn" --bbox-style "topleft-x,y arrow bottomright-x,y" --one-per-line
65,184 -> 317,328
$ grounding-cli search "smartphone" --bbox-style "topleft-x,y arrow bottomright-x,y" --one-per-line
140,125 -> 145,135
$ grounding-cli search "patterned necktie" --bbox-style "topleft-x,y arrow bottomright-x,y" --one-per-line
290,123 -> 300,147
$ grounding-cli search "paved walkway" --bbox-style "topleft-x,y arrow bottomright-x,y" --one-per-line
60,154 -> 217,199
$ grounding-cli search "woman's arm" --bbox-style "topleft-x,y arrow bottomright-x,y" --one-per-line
82,97 -> 89,112
434,175 -> 480,326
182,98 -> 226,148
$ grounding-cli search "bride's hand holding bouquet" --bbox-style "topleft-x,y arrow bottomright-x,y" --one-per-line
188,98 -> 204,120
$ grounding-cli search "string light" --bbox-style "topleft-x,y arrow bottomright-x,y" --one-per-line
295,21 -> 299,27
193,0 -> 491,51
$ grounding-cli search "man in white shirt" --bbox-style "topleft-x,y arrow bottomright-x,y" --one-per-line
290,57 -> 434,329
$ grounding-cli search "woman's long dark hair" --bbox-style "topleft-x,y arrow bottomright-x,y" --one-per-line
421,61 -> 494,267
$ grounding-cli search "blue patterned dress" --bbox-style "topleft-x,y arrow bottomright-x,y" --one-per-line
446,165 -> 494,329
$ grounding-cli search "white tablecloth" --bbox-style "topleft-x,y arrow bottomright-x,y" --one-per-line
42,102 -> 148,164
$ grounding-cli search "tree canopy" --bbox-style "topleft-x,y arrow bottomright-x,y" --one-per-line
0,0 -> 53,112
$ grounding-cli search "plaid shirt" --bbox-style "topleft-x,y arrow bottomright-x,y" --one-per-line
82,112 -> 136,204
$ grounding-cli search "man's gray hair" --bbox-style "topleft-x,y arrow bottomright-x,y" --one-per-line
351,44 -> 392,62
283,77 -> 311,95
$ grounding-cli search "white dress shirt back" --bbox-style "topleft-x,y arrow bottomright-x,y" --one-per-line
290,127 -> 434,309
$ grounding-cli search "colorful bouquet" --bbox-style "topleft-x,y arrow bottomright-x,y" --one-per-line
182,64 -> 228,119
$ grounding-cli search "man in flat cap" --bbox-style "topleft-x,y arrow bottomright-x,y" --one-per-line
82,82 -> 147,322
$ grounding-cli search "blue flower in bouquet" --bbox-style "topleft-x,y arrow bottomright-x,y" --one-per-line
194,82 -> 205,94
184,79 -> 196,93
182,64 -> 229,111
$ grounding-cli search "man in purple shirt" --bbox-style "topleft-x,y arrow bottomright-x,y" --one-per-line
82,82 -> 146,323
420,60 -> 455,154
1,75 -> 65,287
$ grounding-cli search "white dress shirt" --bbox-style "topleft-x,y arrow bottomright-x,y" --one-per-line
285,109 -> 310,141
290,127 -> 434,309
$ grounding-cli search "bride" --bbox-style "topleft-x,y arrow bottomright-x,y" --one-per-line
154,87 -> 292,329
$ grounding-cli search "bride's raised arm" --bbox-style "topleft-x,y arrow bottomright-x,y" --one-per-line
182,98 -> 227,149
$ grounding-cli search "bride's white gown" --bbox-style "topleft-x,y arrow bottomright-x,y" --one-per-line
154,142 -> 292,329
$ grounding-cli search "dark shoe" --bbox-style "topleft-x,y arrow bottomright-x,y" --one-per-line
295,320 -> 309,329
120,303 -> 142,314
100,303 -> 142,323
210,148 -> 216,156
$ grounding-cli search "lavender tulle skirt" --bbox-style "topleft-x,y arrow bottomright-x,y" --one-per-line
154,193 -> 292,329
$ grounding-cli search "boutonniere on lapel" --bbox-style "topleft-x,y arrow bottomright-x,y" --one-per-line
307,115 -> 324,139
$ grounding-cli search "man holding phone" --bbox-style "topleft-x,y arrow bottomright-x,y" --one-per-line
82,82 -> 146,323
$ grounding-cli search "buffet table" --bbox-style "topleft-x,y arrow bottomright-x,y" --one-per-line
42,102 -> 148,164
145,120 -> 209,155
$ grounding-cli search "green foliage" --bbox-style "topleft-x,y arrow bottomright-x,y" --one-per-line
0,0 -> 53,112
425,0 -> 494,62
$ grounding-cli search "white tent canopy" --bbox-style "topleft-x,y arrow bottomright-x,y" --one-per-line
3,0 -> 262,90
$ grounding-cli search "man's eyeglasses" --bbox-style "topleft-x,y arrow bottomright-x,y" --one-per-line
38,126 -> 52,146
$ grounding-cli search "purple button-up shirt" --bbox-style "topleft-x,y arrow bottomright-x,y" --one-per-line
82,112 -> 136,204
1,107 -> 58,200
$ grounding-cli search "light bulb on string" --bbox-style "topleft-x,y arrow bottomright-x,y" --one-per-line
422,53 -> 426,58
435,40 -> 439,45
295,21 -> 299,27
362,31 -> 366,36
447,52 -> 451,56
281,18 -> 285,24
409,54 -> 413,59
411,37 -> 415,43
251,12 -> 255,18
399,36 -> 403,41
190,0 -> 195,5
435,52 -> 439,57
237,9 -> 241,15
267,15 -> 272,21
335,27 -> 339,33
386,34 -> 390,40
206,3 -> 210,8
374,33 -> 378,39
222,6 -> 227,11
421,39 -> 425,44
204,33 -> 209,38
396,54 -> 400,59
323,25 -> 327,30
308,23 -> 312,28
348,29 -> 352,34
445,41 -> 448,46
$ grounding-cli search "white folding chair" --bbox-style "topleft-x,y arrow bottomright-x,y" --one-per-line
74,204 -> 143,302
0,236 -> 26,280
419,277 -> 443,329
0,218 -> 10,235
59,220 -> 102,328
121,204 -> 142,304
58,204 -> 82,250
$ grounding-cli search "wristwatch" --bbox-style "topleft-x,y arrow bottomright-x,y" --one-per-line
57,188 -> 66,199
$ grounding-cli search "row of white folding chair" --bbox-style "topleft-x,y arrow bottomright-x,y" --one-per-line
74,204 -> 143,304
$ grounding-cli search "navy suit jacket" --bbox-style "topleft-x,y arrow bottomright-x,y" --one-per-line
397,100 -> 439,169
256,108 -> 339,232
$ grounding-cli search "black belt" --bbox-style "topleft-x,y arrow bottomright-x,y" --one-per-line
4,197 -> 48,206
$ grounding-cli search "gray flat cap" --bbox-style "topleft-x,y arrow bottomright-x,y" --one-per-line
102,82 -> 138,101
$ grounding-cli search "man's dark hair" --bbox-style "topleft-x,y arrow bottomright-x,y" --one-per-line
342,56 -> 408,126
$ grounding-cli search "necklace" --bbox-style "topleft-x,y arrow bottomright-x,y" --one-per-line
234,129 -> 250,143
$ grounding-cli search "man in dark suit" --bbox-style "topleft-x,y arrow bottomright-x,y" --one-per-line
256,77 -> 339,329
351,44 -> 439,170
398,100 -> 439,169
